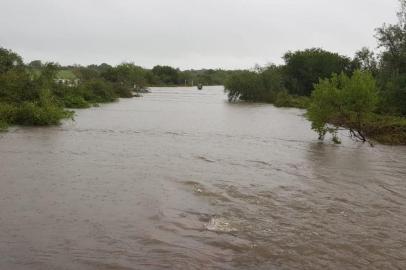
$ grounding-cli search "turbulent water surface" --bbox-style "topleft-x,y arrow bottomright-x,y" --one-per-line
0,86 -> 405,270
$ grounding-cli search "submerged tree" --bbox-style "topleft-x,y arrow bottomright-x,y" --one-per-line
224,71 -> 264,102
307,70 -> 379,143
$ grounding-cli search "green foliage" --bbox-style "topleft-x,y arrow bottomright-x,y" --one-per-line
224,71 -> 265,102
62,92 -> 90,108
101,63 -> 148,95
0,102 -> 18,126
0,120 -> 8,131
224,64 -> 310,107
57,69 -> 77,80
113,84 -> 134,98
151,65 -> 180,85
362,114 -> 406,144
374,0 -> 406,116
0,68 -> 38,103
308,70 -> 379,142
15,102 -> 71,126
0,48 -> 24,74
274,91 -> 310,109
261,65 -> 286,96
283,48 -> 353,96
224,49 -> 352,105
0,48 -> 73,130
379,73 -> 406,115
0,92 -> 72,128
14,89 -> 72,126
353,47 -> 378,74
79,79 -> 117,103
73,66 -> 100,81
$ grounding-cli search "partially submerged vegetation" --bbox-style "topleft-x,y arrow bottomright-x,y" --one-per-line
0,51 -> 72,131
308,71 -> 379,144
224,0 -> 406,145
0,49 -> 239,131
1,1 -> 405,145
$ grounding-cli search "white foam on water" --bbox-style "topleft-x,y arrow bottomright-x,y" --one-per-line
205,217 -> 237,233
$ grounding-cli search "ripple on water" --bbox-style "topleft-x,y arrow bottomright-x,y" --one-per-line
205,217 -> 238,233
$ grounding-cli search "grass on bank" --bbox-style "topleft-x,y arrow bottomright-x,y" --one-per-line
362,115 -> 406,145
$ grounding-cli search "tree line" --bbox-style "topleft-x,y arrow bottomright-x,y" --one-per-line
225,0 -> 406,144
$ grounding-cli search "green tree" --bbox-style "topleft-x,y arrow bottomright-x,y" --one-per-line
0,48 -> 24,74
260,64 -> 286,101
375,0 -> 406,115
224,71 -> 264,102
283,48 -> 353,96
353,47 -> 378,74
73,65 -> 100,81
79,79 -> 117,103
152,65 -> 179,85
308,70 -> 379,143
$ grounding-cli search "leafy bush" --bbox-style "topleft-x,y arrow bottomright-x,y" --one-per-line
80,79 -> 117,103
13,90 -> 73,126
307,70 -> 379,142
274,91 -> 310,109
224,71 -> 265,102
113,84 -> 134,98
0,102 -> 18,123
63,94 -> 90,108
361,114 -> 406,144
0,120 -> 7,131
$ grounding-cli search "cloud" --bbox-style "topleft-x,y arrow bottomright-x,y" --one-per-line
0,0 -> 399,69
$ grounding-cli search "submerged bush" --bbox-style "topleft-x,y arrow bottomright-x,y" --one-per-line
0,120 -> 7,131
273,91 -> 310,109
362,115 -> 406,145
9,89 -> 73,126
0,103 -> 17,131
0,102 -> 18,123
80,79 -> 117,103
224,71 -> 265,102
63,94 -> 90,108
307,70 -> 379,142
113,84 -> 134,98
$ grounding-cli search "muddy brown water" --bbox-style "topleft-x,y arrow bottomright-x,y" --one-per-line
0,86 -> 405,270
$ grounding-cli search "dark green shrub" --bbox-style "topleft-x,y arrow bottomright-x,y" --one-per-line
0,102 -> 18,124
80,79 -> 117,103
15,102 -> 71,126
113,84 -> 133,98
274,91 -> 310,108
63,94 -> 90,108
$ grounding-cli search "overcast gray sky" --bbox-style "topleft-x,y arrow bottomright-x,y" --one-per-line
0,0 -> 400,69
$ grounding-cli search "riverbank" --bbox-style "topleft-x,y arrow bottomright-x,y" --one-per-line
347,114 -> 406,145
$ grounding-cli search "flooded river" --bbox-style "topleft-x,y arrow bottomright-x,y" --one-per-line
0,86 -> 405,269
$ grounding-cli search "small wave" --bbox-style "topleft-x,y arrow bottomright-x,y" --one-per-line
195,156 -> 216,163
205,217 -> 237,233
247,160 -> 272,166
165,131 -> 187,136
